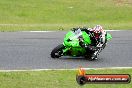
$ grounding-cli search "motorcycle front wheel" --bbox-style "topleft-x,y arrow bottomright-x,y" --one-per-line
51,44 -> 64,58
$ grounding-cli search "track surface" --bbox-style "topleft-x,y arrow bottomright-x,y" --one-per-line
0,31 -> 132,70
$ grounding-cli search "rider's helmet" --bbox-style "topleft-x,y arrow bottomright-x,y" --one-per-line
91,25 -> 103,39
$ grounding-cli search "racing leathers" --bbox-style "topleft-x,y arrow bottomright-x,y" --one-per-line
72,26 -> 107,59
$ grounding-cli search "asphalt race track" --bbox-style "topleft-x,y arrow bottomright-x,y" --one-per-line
0,31 -> 132,70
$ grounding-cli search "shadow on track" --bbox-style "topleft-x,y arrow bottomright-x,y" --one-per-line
51,56 -> 102,62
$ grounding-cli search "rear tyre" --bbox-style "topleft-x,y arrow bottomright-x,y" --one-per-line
51,44 -> 65,58
85,52 -> 97,61
90,54 -> 97,61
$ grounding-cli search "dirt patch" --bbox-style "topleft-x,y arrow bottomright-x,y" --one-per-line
113,0 -> 132,6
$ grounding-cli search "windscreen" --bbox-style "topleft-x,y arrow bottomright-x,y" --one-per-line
70,28 -> 82,40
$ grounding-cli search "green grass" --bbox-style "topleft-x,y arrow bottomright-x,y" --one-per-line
0,69 -> 131,88
0,0 -> 132,31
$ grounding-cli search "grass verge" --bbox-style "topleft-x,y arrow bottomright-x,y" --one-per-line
0,0 -> 132,31
0,68 -> 131,88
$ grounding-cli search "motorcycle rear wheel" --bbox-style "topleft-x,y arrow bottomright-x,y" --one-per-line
85,52 -> 97,61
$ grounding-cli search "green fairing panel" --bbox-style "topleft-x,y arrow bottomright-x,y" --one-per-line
106,33 -> 112,41
82,31 -> 91,45
62,31 -> 112,56
63,31 -> 74,47
63,31 -> 91,56
63,31 -> 91,47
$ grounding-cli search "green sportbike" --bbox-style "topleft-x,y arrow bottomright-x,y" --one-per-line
51,29 -> 112,60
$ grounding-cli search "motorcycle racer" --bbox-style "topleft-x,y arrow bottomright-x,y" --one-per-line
72,25 -> 107,59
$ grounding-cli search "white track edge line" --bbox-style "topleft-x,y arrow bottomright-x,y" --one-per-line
21,30 -> 122,32
22,31 -> 56,32
0,67 -> 132,72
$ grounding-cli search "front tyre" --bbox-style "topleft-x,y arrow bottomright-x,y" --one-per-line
51,44 -> 64,58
